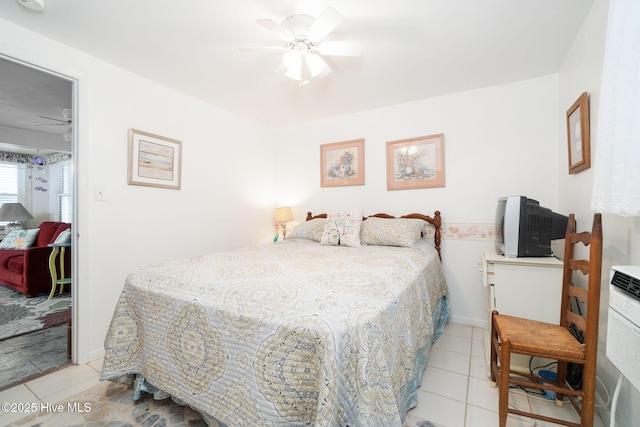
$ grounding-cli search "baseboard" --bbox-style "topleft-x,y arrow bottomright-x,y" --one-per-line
88,347 -> 105,362
449,314 -> 488,329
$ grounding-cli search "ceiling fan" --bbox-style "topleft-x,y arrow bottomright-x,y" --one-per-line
240,7 -> 362,87
33,108 -> 72,127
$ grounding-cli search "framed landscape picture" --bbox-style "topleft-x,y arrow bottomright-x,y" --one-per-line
386,134 -> 445,190
128,129 -> 182,189
320,139 -> 365,187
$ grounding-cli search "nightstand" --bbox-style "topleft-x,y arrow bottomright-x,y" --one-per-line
480,250 -> 564,376
48,242 -> 71,299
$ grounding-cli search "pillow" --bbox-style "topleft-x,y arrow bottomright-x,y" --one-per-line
285,218 -> 326,242
0,228 -> 40,250
53,228 -> 72,244
360,217 -> 425,247
320,209 -> 363,247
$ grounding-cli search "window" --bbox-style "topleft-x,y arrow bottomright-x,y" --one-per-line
57,160 -> 72,223
0,162 -> 18,205
0,161 -> 32,226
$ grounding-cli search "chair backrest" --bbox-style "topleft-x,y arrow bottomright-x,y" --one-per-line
559,213 -> 603,358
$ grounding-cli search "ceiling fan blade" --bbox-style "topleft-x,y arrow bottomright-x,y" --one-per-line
256,18 -> 294,41
318,40 -> 362,56
239,46 -> 288,53
37,115 -> 70,124
308,7 -> 344,42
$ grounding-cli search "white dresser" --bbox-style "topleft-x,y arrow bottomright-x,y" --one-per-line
480,250 -> 564,376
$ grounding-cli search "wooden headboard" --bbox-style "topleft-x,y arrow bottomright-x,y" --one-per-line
305,211 -> 443,259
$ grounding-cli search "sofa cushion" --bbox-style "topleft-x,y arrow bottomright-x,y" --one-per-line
0,250 -> 23,271
7,255 -> 24,274
36,222 -> 71,247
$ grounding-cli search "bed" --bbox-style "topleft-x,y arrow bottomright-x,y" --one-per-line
100,210 -> 449,427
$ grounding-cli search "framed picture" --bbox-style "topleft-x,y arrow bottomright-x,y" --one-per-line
386,134 -> 445,190
566,92 -> 590,174
128,129 -> 182,189
320,139 -> 365,187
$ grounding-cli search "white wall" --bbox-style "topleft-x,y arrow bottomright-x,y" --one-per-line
557,0 -> 640,425
275,75 -> 561,327
0,19 -> 278,363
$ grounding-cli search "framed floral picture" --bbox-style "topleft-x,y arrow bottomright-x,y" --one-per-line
320,139 -> 365,187
386,134 -> 445,190
566,92 -> 590,174
128,129 -> 182,189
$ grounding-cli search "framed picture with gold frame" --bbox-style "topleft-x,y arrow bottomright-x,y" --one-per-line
320,139 -> 365,187
128,129 -> 182,189
386,134 -> 445,190
566,92 -> 590,174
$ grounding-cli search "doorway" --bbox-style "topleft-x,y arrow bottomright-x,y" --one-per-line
0,55 -> 76,390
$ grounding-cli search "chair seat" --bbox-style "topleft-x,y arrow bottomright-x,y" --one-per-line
494,314 -> 585,361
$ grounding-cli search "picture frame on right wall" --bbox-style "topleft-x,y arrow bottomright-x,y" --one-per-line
566,92 -> 590,174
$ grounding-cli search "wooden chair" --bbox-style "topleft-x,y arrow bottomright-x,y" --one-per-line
489,213 -> 603,427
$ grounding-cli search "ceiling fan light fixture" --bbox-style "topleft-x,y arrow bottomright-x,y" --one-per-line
305,53 -> 330,78
16,0 -> 44,11
284,67 -> 302,82
244,7 -> 358,86
281,14 -> 314,39
283,50 -> 302,73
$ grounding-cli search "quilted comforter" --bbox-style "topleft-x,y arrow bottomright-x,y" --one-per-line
100,239 -> 449,427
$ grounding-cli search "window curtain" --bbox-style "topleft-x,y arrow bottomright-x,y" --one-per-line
591,0 -> 640,216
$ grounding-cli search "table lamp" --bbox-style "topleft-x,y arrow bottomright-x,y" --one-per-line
274,207 -> 294,241
0,202 -> 34,233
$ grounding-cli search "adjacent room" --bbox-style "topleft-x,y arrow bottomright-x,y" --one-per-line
0,0 -> 638,426
0,57 -> 73,390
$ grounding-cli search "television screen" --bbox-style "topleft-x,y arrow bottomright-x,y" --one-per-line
495,196 -> 568,257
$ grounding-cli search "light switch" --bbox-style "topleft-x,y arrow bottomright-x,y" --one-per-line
95,186 -> 106,201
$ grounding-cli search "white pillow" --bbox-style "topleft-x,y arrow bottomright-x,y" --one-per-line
360,217 -> 425,247
285,218 -> 326,242
320,209 -> 363,247
53,228 -> 72,244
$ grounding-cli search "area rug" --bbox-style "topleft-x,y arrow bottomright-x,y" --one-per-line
0,285 -> 71,341
9,380 -> 446,427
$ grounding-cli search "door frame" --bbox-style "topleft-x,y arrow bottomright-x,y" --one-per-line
0,51 -> 81,364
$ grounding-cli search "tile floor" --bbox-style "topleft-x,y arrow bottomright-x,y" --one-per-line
405,323 -> 606,426
0,324 -> 69,391
0,322 -> 606,427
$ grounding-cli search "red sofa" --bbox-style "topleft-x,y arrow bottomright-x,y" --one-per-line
0,221 -> 71,298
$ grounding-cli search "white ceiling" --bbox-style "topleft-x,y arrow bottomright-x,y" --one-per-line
0,0 -> 595,130
0,57 -> 72,155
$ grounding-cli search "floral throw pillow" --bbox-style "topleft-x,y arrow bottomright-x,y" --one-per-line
0,228 -> 40,250
320,210 -> 363,247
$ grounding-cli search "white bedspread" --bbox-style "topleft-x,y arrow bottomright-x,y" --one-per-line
100,239 -> 449,427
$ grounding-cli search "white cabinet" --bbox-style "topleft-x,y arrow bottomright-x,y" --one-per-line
480,250 -> 564,376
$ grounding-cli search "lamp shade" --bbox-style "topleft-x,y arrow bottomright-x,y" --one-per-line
274,207 -> 294,223
0,202 -> 33,222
